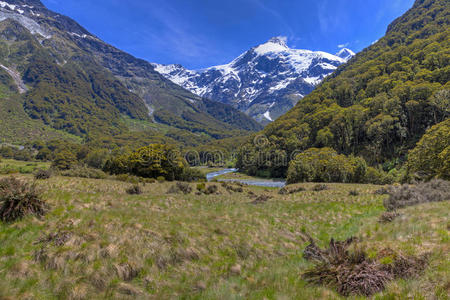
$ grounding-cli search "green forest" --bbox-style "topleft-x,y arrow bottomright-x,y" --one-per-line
237,0 -> 449,182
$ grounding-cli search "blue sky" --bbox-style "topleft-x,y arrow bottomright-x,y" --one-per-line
42,0 -> 415,69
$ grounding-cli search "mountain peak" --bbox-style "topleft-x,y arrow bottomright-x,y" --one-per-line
267,36 -> 288,47
253,36 -> 289,55
336,48 -> 355,61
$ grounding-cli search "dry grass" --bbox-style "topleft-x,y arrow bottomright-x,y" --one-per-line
384,179 -> 450,211
0,175 -> 448,299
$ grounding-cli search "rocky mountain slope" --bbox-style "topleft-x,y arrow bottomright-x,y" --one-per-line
154,37 -> 354,124
0,0 -> 261,144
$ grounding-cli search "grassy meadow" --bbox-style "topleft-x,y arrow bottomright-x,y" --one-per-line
0,161 -> 448,299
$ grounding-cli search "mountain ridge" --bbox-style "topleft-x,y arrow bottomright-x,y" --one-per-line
153,38 -> 354,124
0,0 -> 262,146
237,0 -> 449,178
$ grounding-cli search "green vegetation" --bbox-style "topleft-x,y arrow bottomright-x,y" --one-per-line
0,174 -> 447,298
286,148 -> 395,184
104,144 -> 205,181
0,159 -> 50,175
0,17 -> 260,150
407,119 -> 450,180
238,0 -> 450,180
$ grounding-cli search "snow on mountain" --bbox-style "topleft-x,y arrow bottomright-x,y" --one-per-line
0,2 -> 51,38
336,48 -> 356,61
154,37 -> 354,124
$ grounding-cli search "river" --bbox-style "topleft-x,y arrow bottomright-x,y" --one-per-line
206,168 -> 286,188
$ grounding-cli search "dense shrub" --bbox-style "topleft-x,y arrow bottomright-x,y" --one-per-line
286,148 -> 378,184
85,149 -> 110,169
407,119 -> 450,180
52,150 -> 77,170
34,169 -> 51,180
104,144 -> 186,181
384,179 -> 450,211
179,168 -> 206,182
196,182 -> 206,192
0,177 -> 48,222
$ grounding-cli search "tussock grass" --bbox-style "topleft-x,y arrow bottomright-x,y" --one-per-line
0,175 -> 447,299
0,177 -> 48,222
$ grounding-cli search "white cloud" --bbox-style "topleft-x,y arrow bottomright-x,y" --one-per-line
338,43 -> 349,48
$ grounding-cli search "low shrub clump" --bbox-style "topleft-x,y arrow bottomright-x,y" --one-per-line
168,182 -> 192,194
34,169 -> 52,180
374,187 -> 389,195
302,237 -> 429,297
349,190 -> 359,196
384,179 -> 450,211
378,211 -> 400,223
312,184 -> 328,192
221,182 -> 244,193
0,177 -> 48,222
250,194 -> 272,205
126,185 -> 143,195
278,185 -> 306,195
204,184 -> 218,195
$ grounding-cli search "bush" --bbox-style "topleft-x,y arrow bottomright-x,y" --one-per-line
179,168 -> 206,182
312,184 -> 328,192
60,166 -> 107,179
157,176 -> 165,183
278,185 -> 306,195
34,169 -> 51,180
0,177 -> 48,222
302,237 -> 428,297
204,184 -> 218,195
168,182 -> 192,194
287,148 -> 359,184
407,119 -> 450,180
348,190 -> 359,196
85,149 -> 110,169
384,179 -> 450,211
221,182 -> 244,193
52,150 -> 77,170
126,185 -> 143,195
196,182 -> 206,191
104,144 -> 186,181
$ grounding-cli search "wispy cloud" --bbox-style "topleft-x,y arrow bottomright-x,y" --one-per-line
337,43 -> 349,48
142,1 -> 222,64
250,0 -> 295,38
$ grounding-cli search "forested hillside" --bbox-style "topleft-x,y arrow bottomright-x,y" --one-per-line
0,0 -> 261,147
238,0 -> 449,179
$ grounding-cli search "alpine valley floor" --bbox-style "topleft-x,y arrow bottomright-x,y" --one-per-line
0,164 -> 448,299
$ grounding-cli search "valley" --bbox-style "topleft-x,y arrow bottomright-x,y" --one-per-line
0,0 -> 448,299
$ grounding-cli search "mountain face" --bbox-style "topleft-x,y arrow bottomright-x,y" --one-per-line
236,0 -> 449,178
0,0 -> 261,144
154,37 -> 354,124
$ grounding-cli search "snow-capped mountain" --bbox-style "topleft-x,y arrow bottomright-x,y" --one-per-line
154,37 -> 354,124
336,48 -> 356,61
